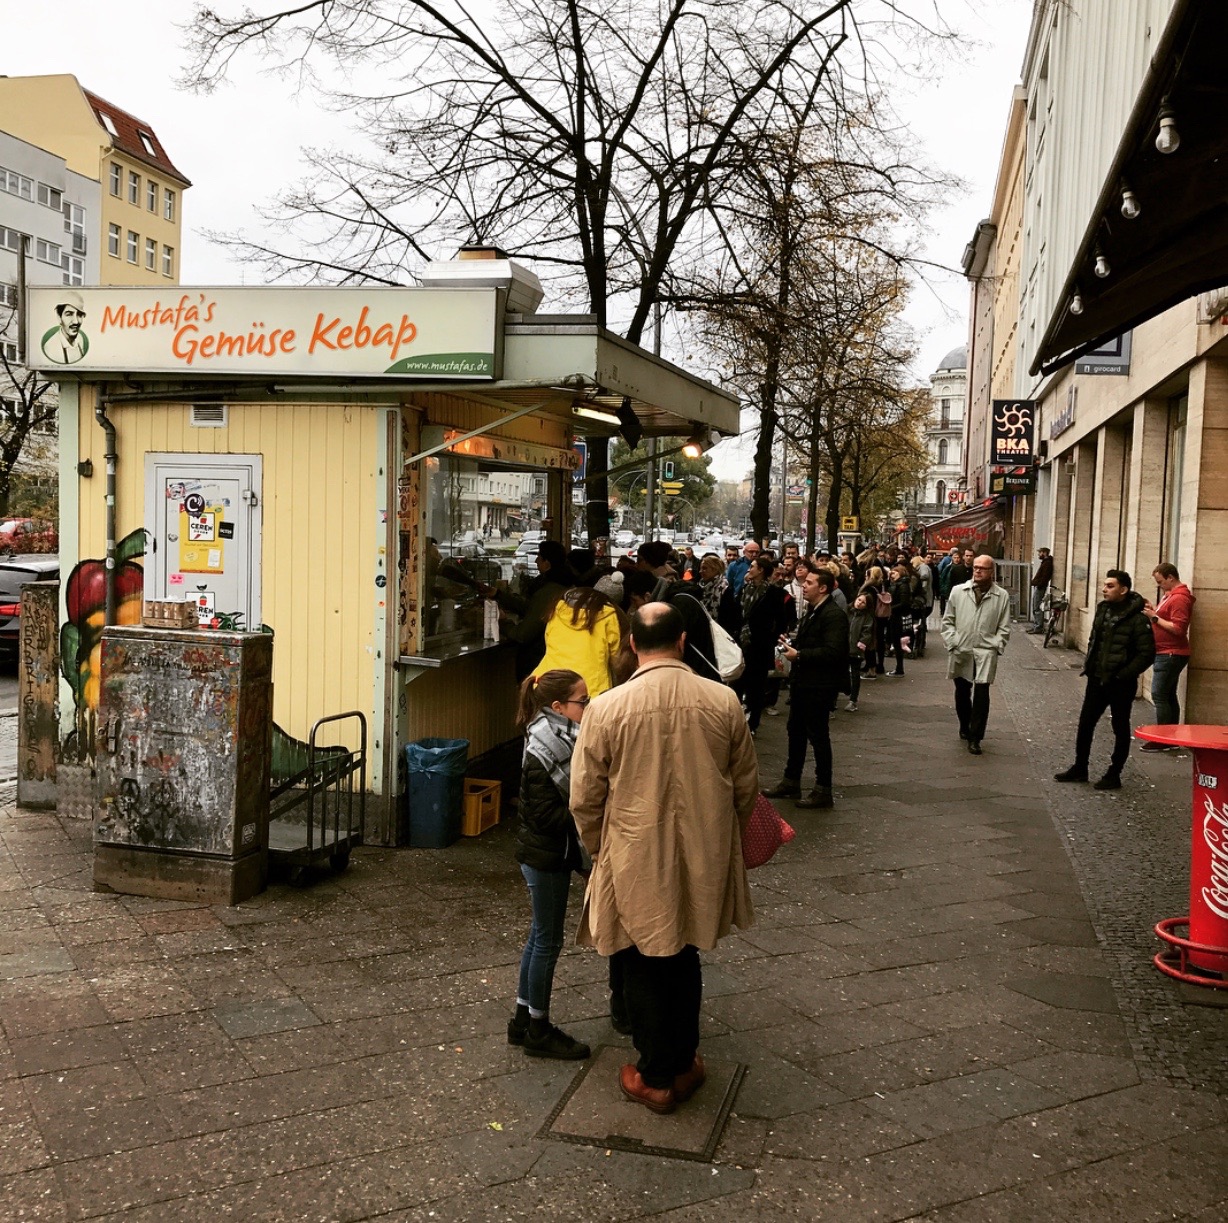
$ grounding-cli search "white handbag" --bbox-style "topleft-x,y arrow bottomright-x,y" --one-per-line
703,612 -> 746,683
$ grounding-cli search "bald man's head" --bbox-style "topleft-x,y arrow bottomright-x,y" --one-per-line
629,601 -> 685,659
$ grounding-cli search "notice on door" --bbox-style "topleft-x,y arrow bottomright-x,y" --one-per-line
179,506 -> 226,573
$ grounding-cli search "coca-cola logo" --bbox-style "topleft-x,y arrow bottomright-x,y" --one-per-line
1202,797 -> 1228,921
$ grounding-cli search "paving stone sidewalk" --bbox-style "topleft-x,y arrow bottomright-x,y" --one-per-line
1,630 -> 1226,1220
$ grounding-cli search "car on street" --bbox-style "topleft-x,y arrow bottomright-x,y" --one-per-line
0,556 -> 60,663
437,541 -> 501,585
0,518 -> 58,555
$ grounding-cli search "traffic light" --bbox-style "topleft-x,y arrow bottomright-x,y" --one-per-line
663,460 -> 675,480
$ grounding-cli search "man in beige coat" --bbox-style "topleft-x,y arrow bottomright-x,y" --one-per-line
571,602 -> 758,1114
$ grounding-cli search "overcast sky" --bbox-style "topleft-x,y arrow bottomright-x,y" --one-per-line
11,0 -> 1034,478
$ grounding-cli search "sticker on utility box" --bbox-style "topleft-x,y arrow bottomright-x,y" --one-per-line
195,592 -> 215,626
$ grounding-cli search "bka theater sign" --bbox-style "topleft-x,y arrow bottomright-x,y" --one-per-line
990,399 -> 1036,464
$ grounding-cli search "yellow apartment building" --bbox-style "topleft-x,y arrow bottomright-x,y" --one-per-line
0,73 -> 189,285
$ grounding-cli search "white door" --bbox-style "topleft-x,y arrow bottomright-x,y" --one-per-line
145,453 -> 262,629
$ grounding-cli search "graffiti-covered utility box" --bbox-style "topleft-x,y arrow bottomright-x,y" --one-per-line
93,626 -> 273,905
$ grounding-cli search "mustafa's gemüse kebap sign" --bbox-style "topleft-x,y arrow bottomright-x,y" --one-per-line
25,287 -> 500,380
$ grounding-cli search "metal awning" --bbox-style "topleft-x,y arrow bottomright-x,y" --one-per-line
1032,0 -> 1228,376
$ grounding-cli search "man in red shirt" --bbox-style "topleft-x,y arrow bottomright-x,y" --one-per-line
1141,562 -> 1195,748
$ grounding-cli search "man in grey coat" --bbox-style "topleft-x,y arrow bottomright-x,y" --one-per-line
941,554 -> 1011,756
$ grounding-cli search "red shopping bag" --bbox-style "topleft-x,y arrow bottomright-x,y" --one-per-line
742,793 -> 796,868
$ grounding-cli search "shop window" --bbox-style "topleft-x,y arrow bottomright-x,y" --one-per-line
1163,395 -> 1187,564
422,453 -> 548,652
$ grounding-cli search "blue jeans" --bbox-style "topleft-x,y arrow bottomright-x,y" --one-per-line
1032,586 -> 1047,630
1151,654 -> 1188,726
517,864 -> 573,1015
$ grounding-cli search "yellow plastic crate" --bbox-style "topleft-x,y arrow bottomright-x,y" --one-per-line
462,779 -> 501,837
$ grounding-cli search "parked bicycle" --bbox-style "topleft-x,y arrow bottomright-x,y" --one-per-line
1042,586 -> 1069,648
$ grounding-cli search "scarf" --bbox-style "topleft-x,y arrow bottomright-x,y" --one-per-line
524,707 -> 578,800
699,574 -> 728,619
740,578 -> 768,618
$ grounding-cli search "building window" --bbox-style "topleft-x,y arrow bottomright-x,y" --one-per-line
0,283 -> 17,308
62,201 -> 87,254
110,162 -> 122,196
35,239 -> 62,266
97,109 -> 118,137
127,230 -> 139,263
108,223 -> 121,257
37,182 -> 64,210
938,439 -> 949,466
161,244 -> 174,277
146,179 -> 158,212
138,131 -> 157,156
2,340 -> 18,362
128,171 -> 140,205
164,188 -> 175,222
1,166 -> 35,200
936,480 -> 947,506
61,254 -> 85,286
0,227 -> 20,253
145,237 -> 157,270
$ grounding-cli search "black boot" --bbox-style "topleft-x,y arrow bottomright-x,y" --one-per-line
795,787 -> 833,809
524,1016 -> 591,1060
1054,765 -> 1089,783
1093,771 -> 1122,791
507,1004 -> 530,1046
763,778 -> 801,799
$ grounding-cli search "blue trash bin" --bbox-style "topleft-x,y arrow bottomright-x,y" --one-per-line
404,738 -> 469,848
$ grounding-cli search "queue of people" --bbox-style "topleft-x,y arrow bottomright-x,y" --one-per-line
489,533 -> 1194,1116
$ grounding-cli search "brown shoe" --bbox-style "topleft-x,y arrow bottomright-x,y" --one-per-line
794,787 -> 833,809
619,1063 -> 676,1114
674,1054 -> 706,1103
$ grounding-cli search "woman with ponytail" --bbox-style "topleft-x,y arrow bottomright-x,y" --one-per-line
508,669 -> 591,1060
530,586 -> 627,698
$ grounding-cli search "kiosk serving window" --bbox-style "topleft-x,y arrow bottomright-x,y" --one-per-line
422,454 -> 548,646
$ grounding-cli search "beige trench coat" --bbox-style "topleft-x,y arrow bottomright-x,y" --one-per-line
941,580 -> 1012,684
569,658 -> 758,957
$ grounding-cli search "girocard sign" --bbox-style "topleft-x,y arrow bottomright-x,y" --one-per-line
25,286 -> 500,380
991,399 -> 1036,464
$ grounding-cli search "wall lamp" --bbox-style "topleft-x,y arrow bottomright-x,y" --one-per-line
682,426 -> 719,458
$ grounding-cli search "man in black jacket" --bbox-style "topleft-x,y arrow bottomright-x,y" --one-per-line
763,567 -> 850,809
1055,569 -> 1156,791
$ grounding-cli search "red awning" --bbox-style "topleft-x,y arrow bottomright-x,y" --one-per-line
923,502 -> 1005,557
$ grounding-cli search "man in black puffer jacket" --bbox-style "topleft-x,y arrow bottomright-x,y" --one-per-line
1054,569 -> 1156,791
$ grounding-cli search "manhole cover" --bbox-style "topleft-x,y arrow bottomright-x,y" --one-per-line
539,1045 -> 746,1162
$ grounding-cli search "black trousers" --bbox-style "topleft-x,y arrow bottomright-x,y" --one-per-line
613,944 -> 702,1089
953,677 -> 991,741
1075,676 -> 1135,774
785,689 -> 833,788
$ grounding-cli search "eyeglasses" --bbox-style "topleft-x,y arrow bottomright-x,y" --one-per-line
564,695 -> 590,707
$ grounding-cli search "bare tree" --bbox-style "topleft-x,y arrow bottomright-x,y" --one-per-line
183,0 -> 956,542
0,313 -> 57,520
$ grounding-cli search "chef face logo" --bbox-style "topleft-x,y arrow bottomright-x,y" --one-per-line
40,295 -> 90,365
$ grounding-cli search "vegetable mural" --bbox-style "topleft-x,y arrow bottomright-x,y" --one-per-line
61,529 -> 148,757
